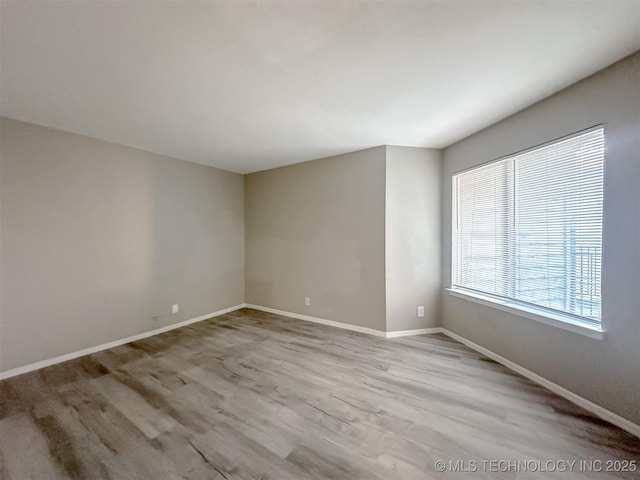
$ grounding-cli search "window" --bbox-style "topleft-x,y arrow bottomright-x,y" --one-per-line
451,128 -> 604,328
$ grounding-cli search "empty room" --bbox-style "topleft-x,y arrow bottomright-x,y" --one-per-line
0,1 -> 639,479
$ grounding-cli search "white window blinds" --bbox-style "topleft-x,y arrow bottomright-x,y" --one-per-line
452,128 -> 604,324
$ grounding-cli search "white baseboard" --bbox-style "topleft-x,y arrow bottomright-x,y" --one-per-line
245,304 -> 389,337
245,304 -> 440,339
0,304 -> 246,380
385,327 -> 442,338
439,328 -> 640,439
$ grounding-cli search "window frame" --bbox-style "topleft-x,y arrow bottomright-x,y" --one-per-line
448,126 -> 605,339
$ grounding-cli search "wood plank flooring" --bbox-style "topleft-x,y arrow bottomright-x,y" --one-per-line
1,308 -> 638,479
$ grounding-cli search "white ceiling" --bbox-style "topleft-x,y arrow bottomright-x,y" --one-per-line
1,1 -> 639,173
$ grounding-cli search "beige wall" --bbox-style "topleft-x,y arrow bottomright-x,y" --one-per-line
385,146 -> 441,331
245,147 -> 387,331
441,53 -> 640,424
0,118 -> 245,372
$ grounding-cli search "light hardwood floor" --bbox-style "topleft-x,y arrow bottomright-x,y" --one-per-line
1,308 -> 638,479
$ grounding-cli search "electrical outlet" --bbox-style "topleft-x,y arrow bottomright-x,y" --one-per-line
417,306 -> 425,317
172,304 -> 179,314
304,297 -> 311,306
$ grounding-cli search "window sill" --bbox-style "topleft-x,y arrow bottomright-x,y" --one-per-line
445,288 -> 604,340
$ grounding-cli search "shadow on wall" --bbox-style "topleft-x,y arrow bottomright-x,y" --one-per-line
0,117 -> 244,372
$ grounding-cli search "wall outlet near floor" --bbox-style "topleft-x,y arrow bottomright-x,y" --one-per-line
172,304 -> 179,314
417,306 -> 425,318
304,297 -> 311,306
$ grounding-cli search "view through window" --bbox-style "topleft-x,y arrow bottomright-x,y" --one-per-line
452,128 -> 605,325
